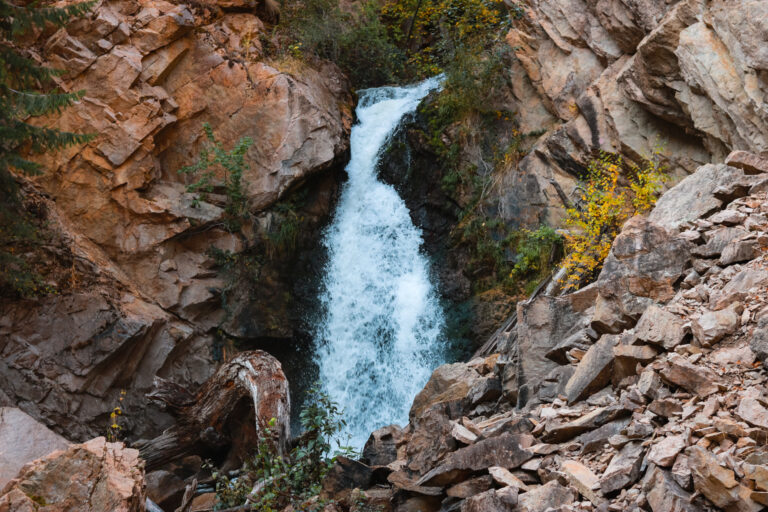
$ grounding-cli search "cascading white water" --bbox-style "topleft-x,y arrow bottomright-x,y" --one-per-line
314,77 -> 445,449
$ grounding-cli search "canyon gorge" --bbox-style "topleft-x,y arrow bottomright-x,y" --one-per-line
1,0 -> 768,510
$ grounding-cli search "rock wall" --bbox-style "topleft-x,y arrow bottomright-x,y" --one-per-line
501,0 -> 767,226
325,151 -> 768,512
0,0 -> 352,441
374,0 -> 768,347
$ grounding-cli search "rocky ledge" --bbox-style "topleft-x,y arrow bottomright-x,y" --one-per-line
322,152 -> 768,512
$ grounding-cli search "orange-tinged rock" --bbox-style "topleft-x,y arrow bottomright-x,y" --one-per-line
0,438 -> 144,512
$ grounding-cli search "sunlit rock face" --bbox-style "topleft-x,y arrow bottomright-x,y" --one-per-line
0,0 -> 352,441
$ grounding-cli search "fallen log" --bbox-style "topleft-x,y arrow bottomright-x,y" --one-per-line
136,350 -> 290,471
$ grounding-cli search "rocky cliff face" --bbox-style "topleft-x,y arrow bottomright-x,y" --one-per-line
0,0 -> 352,441
376,0 -> 767,347
328,152 -> 768,512
502,0 -> 767,227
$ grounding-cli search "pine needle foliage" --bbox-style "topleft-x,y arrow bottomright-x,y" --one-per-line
0,0 -> 94,180
1,0 -> 93,297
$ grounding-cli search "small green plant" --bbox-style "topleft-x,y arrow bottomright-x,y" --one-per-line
178,123 -> 251,232
509,225 -> 563,291
209,387 -> 354,511
560,149 -> 668,290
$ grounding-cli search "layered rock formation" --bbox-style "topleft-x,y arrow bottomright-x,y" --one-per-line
0,0 -> 352,442
377,0 -> 768,345
501,0 -> 767,227
322,152 -> 768,511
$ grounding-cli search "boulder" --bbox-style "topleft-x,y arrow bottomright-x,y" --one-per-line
725,150 -> 768,175
736,398 -> 768,430
488,466 -> 529,491
720,238 -> 761,265
410,363 -> 483,420
405,405 -> 457,475
687,446 -> 761,512
321,457 -> 374,503
0,408 -> 69,489
709,209 -> 748,226
460,487 -> 517,512
451,423 -> 478,445
592,217 -> 692,334
649,164 -> 747,231
658,353 -> 722,396
416,434 -> 533,486
648,435 -> 686,468
751,318 -> 768,366
691,306 -> 741,347
643,465 -> 699,512
516,481 -> 576,512
0,437 -> 144,512
564,335 -> 618,403
600,442 -> 646,494
543,405 -> 630,443
561,459 -> 604,505
574,417 -> 631,454
671,454 -> 692,490
634,305 -> 688,350
387,471 -> 443,497
363,425 -> 404,467
514,284 -> 598,405
446,475 -> 493,499
694,226 -> 748,258
710,269 -> 768,310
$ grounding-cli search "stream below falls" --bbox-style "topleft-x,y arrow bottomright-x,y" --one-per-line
313,77 -> 447,449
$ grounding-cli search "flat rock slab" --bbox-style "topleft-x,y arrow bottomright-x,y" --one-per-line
658,353 -> 722,396
0,407 -> 69,489
543,405 -> 630,444
561,459 -> 605,505
417,434 -> 533,486
565,335 -> 618,404
516,481 -> 576,512
446,475 -> 493,499
600,442 -> 646,494
737,398 -> 768,430
648,435 -> 687,468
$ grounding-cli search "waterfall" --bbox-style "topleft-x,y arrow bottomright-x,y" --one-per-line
313,77 -> 446,449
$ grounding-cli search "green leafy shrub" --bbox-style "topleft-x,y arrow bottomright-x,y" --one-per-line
508,225 -> 563,294
276,0 -> 405,88
178,123 -> 251,232
209,387 -> 353,511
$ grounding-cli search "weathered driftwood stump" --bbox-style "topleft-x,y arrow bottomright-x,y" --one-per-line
137,351 -> 290,471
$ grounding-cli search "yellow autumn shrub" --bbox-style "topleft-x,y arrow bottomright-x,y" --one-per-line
560,150 -> 667,290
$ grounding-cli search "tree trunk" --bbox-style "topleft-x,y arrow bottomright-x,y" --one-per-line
136,350 -> 290,471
